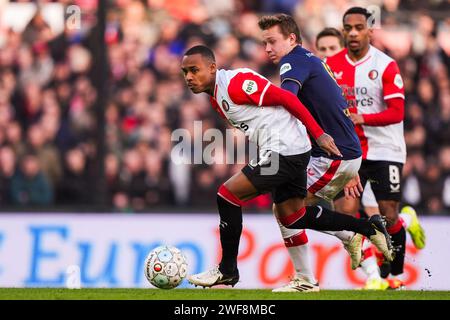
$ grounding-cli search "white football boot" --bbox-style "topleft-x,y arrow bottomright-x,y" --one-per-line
272,277 -> 320,293
187,266 -> 239,288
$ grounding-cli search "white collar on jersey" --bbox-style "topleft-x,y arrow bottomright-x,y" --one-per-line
345,45 -> 374,67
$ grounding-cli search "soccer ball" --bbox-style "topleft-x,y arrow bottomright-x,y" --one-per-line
144,245 -> 188,289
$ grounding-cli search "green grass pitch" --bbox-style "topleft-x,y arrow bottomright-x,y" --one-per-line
1,288 -> 449,300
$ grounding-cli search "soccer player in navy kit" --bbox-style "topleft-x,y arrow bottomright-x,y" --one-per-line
259,14 -> 375,292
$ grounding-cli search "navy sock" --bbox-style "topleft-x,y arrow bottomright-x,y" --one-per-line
389,226 -> 406,275
288,206 -> 376,238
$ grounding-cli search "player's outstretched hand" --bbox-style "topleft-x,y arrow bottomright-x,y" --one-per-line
344,174 -> 364,199
316,133 -> 342,157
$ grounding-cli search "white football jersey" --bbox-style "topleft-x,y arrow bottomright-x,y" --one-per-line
210,68 -> 311,156
326,45 -> 406,163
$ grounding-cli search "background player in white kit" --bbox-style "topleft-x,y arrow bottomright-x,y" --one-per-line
326,7 -> 426,290
180,45 -> 393,288
315,26 -> 425,289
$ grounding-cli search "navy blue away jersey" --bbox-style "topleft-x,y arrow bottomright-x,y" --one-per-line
279,46 -> 361,160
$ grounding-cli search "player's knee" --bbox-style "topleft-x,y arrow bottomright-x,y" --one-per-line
278,207 -> 306,228
284,231 -> 308,247
217,184 -> 243,207
334,197 -> 359,215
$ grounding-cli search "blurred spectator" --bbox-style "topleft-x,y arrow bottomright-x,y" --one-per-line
0,0 -> 448,214
56,147 -> 91,205
10,152 -> 53,206
0,146 -> 16,204
26,123 -> 62,187
120,148 -> 147,211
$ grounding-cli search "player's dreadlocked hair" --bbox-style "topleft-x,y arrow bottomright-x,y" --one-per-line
183,45 -> 216,63
343,7 -> 372,24
258,14 -> 302,45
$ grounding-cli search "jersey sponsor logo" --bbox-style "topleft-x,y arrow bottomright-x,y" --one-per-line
341,85 -> 374,107
390,184 -> 400,193
279,63 -> 292,75
334,71 -> 343,80
347,98 -> 374,108
221,99 -> 230,111
368,69 -> 378,80
394,74 -> 404,89
242,80 -> 258,94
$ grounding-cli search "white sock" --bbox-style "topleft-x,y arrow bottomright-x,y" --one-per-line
287,244 -> 317,284
361,256 -> 381,280
400,213 -> 412,229
320,230 -> 354,242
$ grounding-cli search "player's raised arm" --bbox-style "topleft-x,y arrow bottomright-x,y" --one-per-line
226,71 -> 342,157
263,83 -> 343,158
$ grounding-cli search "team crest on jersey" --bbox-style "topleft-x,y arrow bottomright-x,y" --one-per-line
242,80 -> 258,94
394,74 -> 404,89
368,70 -> 378,80
221,99 -> 230,111
280,63 -> 292,75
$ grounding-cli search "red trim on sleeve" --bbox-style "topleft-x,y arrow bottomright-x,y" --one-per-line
382,60 -> 405,99
262,84 -> 324,140
362,97 -> 404,126
227,72 -> 270,106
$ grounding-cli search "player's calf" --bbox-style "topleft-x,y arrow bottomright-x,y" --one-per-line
277,206 -> 393,261
216,184 -> 243,275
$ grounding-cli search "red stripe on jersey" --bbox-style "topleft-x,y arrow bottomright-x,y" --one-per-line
308,160 -> 342,194
209,84 -> 227,119
209,97 -> 226,119
326,49 -> 369,159
284,231 -> 309,247
355,124 -> 368,159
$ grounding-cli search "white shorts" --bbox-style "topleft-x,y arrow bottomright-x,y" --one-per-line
307,156 -> 362,202
362,181 -> 379,208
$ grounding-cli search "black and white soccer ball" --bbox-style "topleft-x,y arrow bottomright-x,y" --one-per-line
144,245 -> 188,289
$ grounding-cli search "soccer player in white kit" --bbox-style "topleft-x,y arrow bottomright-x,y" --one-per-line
326,7 -> 426,289
315,26 -> 422,289
180,45 -> 393,288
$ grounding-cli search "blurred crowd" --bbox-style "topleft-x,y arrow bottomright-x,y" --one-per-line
0,0 -> 449,214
